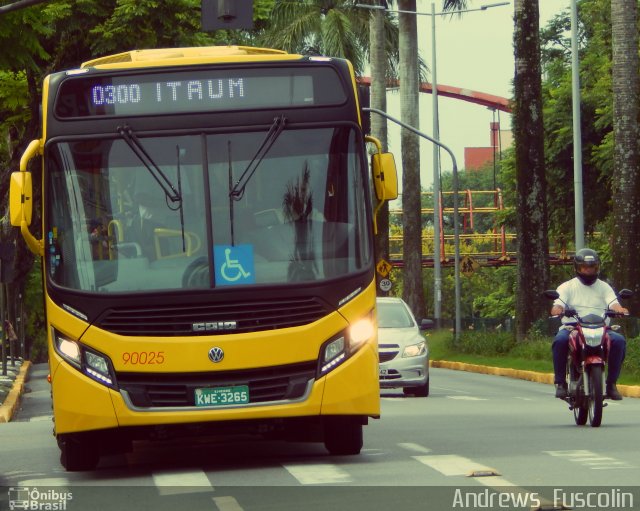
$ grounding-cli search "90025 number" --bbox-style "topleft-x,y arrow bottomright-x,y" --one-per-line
122,351 -> 165,365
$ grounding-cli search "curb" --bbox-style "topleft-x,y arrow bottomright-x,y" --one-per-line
430,360 -> 640,398
0,361 -> 32,423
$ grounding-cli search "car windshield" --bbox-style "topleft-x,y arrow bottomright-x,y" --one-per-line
45,126 -> 371,293
377,301 -> 415,328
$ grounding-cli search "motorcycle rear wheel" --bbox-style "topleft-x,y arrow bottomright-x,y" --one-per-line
587,365 -> 604,427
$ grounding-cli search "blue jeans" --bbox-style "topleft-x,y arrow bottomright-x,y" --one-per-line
552,328 -> 626,385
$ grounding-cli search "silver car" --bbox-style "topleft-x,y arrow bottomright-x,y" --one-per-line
376,297 -> 433,396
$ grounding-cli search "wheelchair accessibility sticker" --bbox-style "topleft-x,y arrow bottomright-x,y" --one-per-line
214,244 -> 255,286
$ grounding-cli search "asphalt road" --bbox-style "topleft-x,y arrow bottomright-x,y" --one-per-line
1,365 -> 640,511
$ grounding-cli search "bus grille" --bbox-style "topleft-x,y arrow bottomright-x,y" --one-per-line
96,297 -> 330,336
117,361 -> 317,408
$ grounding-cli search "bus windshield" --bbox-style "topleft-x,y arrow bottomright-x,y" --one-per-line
46,126 -> 372,293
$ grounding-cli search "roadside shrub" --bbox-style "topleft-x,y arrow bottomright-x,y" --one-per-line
623,335 -> 640,379
447,331 -> 516,356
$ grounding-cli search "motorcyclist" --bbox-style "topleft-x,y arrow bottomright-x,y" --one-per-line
550,248 -> 628,401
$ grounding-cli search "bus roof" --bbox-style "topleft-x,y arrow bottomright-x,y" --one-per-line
80,46 -> 297,70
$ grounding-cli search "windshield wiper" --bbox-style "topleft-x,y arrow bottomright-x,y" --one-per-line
229,115 -> 286,201
117,124 -> 182,204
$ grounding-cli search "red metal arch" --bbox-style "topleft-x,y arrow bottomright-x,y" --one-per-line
358,77 -> 512,113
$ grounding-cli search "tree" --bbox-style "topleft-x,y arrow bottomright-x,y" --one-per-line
397,0 -> 425,319
369,1 -> 392,287
259,0 -> 399,76
0,0 -> 272,343
512,0 -> 550,340
610,0 -> 640,310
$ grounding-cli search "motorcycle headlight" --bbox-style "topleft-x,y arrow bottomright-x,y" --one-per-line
583,327 -> 604,347
53,329 -> 117,389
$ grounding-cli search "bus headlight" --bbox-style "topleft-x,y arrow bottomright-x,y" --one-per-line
53,329 -> 117,389
318,314 -> 375,376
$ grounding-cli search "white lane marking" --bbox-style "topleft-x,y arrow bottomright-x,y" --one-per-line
544,450 -> 634,469
432,385 -> 467,394
19,478 -> 70,486
283,463 -> 351,485
213,496 -> 244,511
415,455 -> 534,499
513,397 -> 533,401
29,415 -> 53,422
152,469 -> 212,495
475,475 -> 517,488
544,449 -> 596,458
413,455 -> 495,476
446,396 -> 488,401
398,443 -> 432,454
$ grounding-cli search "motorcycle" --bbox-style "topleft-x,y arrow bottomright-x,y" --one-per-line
543,288 -> 633,427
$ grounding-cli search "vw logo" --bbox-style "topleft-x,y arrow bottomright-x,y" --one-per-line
208,347 -> 224,363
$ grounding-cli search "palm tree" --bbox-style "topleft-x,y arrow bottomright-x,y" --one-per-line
260,0 -> 399,77
397,0 -> 467,321
368,1 -> 391,292
610,0 -> 640,312
513,0 -> 550,340
397,0 -> 425,319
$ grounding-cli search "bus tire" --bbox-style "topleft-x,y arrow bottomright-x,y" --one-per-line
324,417 -> 363,455
58,434 -> 100,471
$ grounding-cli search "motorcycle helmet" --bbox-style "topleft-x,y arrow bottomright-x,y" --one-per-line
574,248 -> 600,285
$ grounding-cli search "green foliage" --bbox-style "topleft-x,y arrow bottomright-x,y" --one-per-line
445,330 -> 516,356
258,0 -> 400,77
540,0 -> 617,238
23,260 -> 47,362
623,335 -> 640,381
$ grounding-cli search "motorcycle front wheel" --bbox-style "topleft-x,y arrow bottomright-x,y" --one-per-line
568,360 -> 588,425
587,365 -> 604,427
574,399 -> 588,425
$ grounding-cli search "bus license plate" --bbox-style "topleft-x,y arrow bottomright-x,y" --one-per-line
194,385 -> 249,407
379,368 -> 388,376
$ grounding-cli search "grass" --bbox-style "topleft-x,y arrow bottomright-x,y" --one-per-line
427,329 -> 640,386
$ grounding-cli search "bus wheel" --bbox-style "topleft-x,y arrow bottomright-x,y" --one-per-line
324,417 -> 363,455
58,434 -> 100,471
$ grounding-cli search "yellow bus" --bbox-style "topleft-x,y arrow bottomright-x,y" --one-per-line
10,46 -> 397,471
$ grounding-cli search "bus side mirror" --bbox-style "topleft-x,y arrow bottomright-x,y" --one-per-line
10,171 -> 33,227
372,152 -> 398,201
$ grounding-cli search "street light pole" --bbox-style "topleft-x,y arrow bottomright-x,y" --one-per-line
431,2 -> 442,327
570,0 -> 584,250
357,1 -> 509,334
365,107 -> 462,341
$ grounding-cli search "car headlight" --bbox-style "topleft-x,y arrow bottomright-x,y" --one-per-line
319,314 -> 375,376
402,340 -> 426,358
53,329 -> 117,389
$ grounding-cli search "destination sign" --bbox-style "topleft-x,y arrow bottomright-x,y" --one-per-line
54,66 -> 347,118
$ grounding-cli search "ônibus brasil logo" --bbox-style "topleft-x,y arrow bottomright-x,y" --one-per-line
8,487 -> 73,510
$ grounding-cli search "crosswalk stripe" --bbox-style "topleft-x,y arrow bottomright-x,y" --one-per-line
152,469 -> 212,495
398,443 -> 432,454
18,478 -> 70,486
283,463 -> 351,485
29,415 -> 53,422
413,455 -> 495,476
213,496 -> 245,511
